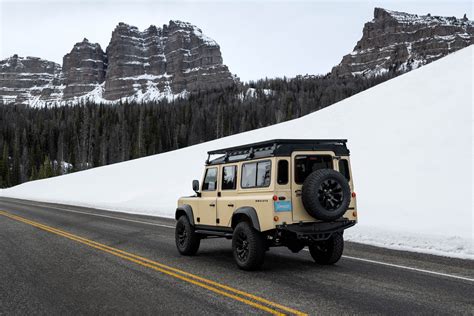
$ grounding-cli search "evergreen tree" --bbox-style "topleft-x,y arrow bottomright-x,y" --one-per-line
0,71 -> 395,188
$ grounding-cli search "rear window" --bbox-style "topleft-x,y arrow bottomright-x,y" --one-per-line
295,155 -> 333,184
339,159 -> 350,181
241,160 -> 271,188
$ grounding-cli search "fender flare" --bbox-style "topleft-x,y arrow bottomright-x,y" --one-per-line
232,207 -> 261,231
175,204 -> 195,226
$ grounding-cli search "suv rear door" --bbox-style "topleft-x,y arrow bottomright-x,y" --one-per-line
290,151 -> 335,222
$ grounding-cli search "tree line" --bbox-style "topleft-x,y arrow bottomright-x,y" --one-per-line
0,72 -> 394,188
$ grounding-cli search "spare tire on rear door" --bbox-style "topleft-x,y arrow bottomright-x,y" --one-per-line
302,168 -> 351,221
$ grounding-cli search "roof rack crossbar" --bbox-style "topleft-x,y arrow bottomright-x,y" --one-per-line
205,139 -> 349,165
207,139 -> 347,155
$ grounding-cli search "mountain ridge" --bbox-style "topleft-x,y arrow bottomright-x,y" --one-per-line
0,20 -> 236,106
332,8 -> 473,77
1,8 -> 472,106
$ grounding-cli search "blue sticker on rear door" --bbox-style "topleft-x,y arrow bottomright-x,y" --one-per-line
274,201 -> 292,212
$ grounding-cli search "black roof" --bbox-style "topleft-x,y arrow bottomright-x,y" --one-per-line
207,139 -> 349,165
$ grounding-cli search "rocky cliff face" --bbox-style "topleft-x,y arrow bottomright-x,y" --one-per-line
62,39 -> 107,99
332,8 -> 473,77
104,21 -> 232,100
0,55 -> 62,105
0,20 -> 235,106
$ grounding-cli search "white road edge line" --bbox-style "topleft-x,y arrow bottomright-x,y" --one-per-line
8,199 -> 474,283
303,249 -> 474,282
341,255 -> 474,282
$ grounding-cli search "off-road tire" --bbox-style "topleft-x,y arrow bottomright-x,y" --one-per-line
232,221 -> 265,270
308,233 -> 344,265
175,215 -> 200,255
302,168 -> 351,221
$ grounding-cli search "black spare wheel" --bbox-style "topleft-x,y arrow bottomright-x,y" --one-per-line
302,168 -> 351,221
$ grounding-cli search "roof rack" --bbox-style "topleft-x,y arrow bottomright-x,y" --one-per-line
206,139 -> 349,165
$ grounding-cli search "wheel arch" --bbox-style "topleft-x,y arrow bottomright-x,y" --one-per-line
231,207 -> 261,231
175,204 -> 195,226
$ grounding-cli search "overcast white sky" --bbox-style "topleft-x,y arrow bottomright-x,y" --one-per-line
0,0 -> 471,81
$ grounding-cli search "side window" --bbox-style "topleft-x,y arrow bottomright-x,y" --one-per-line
241,163 -> 257,188
222,165 -> 237,190
202,167 -> 218,191
241,160 -> 272,188
257,161 -> 271,187
338,159 -> 351,181
277,160 -> 289,185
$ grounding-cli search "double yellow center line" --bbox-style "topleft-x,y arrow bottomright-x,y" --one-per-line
0,210 -> 307,316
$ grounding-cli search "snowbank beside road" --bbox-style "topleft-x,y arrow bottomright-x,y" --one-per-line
2,47 -> 473,259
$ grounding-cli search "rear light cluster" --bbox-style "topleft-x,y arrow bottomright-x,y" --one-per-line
351,192 -> 357,217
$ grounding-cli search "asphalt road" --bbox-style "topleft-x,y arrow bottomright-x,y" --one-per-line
0,197 -> 472,315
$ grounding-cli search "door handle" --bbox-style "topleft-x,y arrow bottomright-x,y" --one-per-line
209,203 -> 216,207
295,190 -> 302,196
227,204 -> 234,207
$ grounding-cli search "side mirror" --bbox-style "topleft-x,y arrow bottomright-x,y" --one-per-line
192,180 -> 200,193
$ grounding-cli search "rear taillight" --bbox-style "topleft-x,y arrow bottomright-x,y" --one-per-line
351,192 -> 356,198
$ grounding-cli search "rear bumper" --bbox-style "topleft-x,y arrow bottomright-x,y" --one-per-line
277,219 -> 356,241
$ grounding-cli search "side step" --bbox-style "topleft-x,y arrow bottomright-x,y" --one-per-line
195,229 -> 233,239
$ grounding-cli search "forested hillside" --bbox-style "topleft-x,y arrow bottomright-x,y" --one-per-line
0,73 -> 392,187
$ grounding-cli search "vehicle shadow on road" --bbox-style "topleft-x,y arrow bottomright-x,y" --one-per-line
195,245 -> 343,273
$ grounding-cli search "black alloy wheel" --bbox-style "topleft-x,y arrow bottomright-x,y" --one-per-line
176,220 -> 188,247
232,221 -> 265,270
318,179 -> 344,211
235,230 -> 250,262
175,216 -> 200,255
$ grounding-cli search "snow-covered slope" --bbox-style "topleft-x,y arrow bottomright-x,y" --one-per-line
2,47 -> 473,259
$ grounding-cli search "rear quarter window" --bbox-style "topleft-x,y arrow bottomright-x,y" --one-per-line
338,159 -> 351,181
241,160 -> 272,188
277,160 -> 289,185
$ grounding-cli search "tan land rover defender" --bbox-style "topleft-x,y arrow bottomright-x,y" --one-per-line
175,139 -> 357,270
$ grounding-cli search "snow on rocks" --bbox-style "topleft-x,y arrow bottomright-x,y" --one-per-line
1,20 -> 235,106
332,8 -> 473,78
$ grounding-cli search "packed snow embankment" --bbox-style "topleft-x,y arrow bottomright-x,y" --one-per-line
2,47 -> 473,259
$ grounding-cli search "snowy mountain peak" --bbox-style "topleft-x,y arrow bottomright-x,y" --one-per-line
0,20 -> 234,106
103,20 -> 233,101
332,8 -> 473,78
374,7 -> 473,27
0,20 -> 235,106
0,55 -> 62,106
